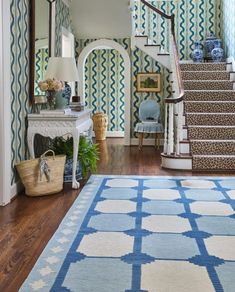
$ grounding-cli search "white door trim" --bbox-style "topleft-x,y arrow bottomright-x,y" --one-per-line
0,0 -> 12,205
77,39 -> 131,146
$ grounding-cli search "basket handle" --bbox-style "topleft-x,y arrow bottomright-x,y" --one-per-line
40,150 -> 55,160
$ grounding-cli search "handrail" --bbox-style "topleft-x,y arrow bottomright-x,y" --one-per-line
140,0 -> 184,104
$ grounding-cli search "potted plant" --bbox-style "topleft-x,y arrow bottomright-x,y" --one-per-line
52,136 -> 99,181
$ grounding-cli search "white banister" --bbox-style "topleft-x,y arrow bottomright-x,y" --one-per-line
167,103 -> 174,155
163,103 -> 168,153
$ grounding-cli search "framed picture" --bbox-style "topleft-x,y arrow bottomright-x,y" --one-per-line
136,73 -> 161,93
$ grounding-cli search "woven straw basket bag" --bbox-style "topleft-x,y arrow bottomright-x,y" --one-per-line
16,150 -> 66,197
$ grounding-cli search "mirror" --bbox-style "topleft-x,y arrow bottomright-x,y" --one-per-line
29,0 -> 56,102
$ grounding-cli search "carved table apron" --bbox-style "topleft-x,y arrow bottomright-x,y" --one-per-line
27,110 -> 93,189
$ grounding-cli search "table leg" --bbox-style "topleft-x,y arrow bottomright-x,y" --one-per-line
27,130 -> 36,158
72,131 -> 80,189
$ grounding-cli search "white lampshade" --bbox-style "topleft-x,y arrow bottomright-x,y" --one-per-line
45,57 -> 79,82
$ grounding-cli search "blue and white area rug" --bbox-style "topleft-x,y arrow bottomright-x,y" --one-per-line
20,175 -> 235,292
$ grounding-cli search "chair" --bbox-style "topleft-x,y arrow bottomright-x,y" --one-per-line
134,98 -> 163,150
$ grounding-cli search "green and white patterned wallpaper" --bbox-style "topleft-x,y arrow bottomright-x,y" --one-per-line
76,38 -> 170,137
220,0 -> 235,59
35,48 -> 48,95
134,0 -> 221,60
10,0 -> 30,184
55,0 -> 72,56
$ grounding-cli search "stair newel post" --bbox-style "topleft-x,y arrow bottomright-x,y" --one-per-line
163,103 -> 169,153
167,103 -> 174,155
175,102 -> 181,155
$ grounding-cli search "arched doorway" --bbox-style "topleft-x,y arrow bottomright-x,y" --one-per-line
77,39 -> 131,145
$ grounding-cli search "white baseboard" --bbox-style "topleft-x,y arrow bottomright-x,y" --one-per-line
92,131 -> 125,138
131,138 -> 164,146
10,180 -> 24,200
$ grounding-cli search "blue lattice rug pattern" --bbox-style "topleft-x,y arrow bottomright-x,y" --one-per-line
20,176 -> 235,292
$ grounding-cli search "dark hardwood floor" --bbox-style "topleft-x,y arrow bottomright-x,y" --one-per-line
0,139 -> 233,291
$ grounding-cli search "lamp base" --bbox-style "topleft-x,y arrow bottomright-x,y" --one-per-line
55,83 -> 71,110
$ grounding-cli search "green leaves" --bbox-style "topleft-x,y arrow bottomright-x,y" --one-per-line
51,136 -> 99,179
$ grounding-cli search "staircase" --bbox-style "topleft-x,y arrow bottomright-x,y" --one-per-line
131,0 -> 235,171
181,62 -> 235,171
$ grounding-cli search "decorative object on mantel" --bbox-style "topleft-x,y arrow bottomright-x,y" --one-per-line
39,78 -> 64,109
211,39 -> 224,62
192,41 -> 204,63
45,57 -> 79,109
137,73 -> 161,93
92,112 -> 108,141
16,150 -> 66,196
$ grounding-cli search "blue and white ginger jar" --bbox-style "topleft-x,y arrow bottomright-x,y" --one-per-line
205,32 -> 217,58
192,41 -> 204,63
211,40 -> 224,62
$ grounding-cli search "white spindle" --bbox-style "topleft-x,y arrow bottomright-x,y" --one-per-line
167,103 -> 174,155
163,103 -> 168,153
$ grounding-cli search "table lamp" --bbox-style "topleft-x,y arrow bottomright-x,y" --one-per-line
45,57 -> 79,107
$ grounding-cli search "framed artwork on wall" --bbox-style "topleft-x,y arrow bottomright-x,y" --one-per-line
136,73 -> 161,93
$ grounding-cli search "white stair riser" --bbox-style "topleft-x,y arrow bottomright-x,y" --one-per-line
227,63 -> 233,72
161,156 -> 192,170
183,128 -> 188,140
230,72 -> 235,81
180,142 -> 190,153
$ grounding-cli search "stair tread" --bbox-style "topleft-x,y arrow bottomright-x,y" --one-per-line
185,101 -> 235,103
188,125 -> 235,128
182,70 -> 230,73
186,112 -> 235,115
183,80 -> 234,82
190,139 -> 235,142
193,154 -> 235,157
185,89 -> 235,91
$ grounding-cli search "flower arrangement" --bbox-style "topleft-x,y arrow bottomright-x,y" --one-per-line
39,78 -> 64,92
38,78 -> 64,109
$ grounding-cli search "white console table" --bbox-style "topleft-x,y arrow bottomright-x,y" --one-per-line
27,110 -> 93,189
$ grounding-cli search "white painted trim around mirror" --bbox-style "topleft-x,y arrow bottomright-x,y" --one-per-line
77,39 -> 131,146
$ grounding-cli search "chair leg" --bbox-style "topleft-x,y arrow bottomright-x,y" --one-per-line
139,133 -> 144,150
155,133 -> 160,149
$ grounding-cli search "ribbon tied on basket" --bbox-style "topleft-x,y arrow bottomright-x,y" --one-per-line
39,150 -> 55,182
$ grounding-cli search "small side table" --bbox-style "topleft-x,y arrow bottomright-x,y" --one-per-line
27,110 -> 93,189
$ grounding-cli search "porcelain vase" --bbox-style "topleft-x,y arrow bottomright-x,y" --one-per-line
205,32 -> 217,59
192,41 -> 204,63
211,40 -> 224,62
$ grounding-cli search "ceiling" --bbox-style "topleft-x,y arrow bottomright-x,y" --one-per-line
70,0 -> 132,39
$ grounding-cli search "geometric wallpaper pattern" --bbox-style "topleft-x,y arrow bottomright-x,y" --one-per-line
220,0 -> 235,59
134,0 -> 221,60
10,0 -> 30,185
